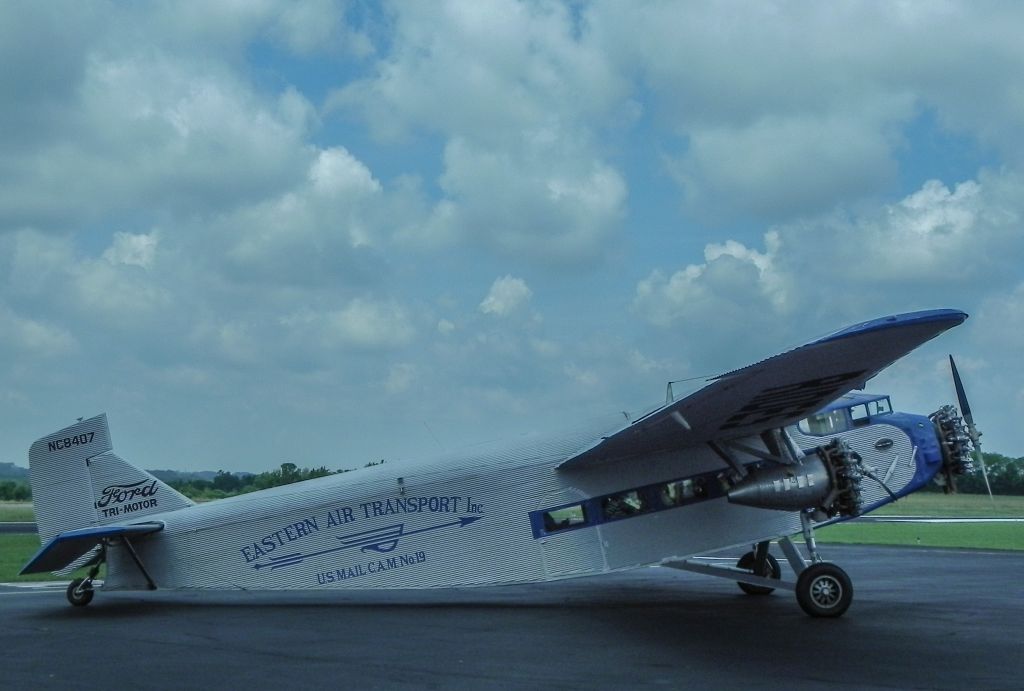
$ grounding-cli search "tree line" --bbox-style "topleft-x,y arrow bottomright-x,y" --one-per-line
2,453 -> 1022,501
935,452 -> 1024,495
165,460 -> 385,501
0,460 -> 385,502
0,480 -> 31,501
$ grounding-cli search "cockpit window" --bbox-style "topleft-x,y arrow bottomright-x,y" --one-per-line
869,398 -> 892,415
851,397 -> 893,425
798,409 -> 851,436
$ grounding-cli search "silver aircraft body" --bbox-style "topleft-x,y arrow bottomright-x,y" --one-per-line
22,309 -> 977,617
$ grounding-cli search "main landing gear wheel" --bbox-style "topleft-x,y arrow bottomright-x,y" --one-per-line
736,551 -> 781,595
66,577 -> 95,607
796,562 -> 852,618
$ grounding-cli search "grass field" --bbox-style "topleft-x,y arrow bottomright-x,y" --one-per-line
816,492 -> 1024,550
0,503 -> 34,522
0,534 -> 100,583
817,521 -> 1024,550
1,534 -> 51,582
871,492 -> 1024,517
1,495 -> 1021,583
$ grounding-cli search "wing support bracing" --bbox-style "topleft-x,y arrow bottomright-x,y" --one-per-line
707,426 -> 806,481
120,535 -> 157,590
663,534 -> 811,589
663,556 -> 796,592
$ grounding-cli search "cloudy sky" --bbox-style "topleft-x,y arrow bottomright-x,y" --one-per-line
2,1 -> 1022,472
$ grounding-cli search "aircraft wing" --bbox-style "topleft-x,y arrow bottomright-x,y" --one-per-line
20,522 -> 164,575
559,309 -> 967,469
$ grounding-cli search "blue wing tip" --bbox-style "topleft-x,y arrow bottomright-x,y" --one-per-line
814,309 -> 968,345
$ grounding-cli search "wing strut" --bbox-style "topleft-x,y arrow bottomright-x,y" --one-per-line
120,535 -> 157,590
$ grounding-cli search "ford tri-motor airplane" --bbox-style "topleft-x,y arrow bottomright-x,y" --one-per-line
22,309 -> 979,617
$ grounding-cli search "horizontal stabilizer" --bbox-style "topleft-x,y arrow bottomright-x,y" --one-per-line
19,523 -> 163,575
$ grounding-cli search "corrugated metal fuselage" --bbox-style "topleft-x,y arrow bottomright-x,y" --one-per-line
103,413 -> 929,593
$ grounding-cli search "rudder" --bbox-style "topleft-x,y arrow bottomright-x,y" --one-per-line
29,414 -> 194,546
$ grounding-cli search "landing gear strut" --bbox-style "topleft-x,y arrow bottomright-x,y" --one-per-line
787,511 -> 854,618
668,511 -> 855,617
668,433 -> 867,616
61,535 -> 156,607
743,527 -> 853,617
736,541 -> 781,595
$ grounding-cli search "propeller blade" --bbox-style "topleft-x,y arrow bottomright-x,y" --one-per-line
949,355 -> 993,501
949,355 -> 974,426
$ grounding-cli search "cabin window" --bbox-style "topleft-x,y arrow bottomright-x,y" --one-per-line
542,504 -> 587,532
601,490 -> 647,519
798,409 -> 850,436
659,478 -> 706,507
530,468 -> 727,539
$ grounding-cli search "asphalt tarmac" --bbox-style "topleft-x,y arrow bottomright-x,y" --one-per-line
2,545 -> 1022,690
0,522 -> 35,534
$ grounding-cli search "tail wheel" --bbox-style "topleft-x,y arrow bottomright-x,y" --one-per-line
796,562 -> 852,617
66,577 -> 95,607
736,551 -> 781,595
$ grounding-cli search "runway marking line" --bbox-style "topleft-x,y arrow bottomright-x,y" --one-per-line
0,583 -> 67,596
860,517 -> 1024,523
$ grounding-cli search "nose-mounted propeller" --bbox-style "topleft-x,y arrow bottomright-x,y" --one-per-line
947,355 -> 993,500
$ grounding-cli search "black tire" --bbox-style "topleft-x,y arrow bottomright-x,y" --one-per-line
66,578 -> 94,607
736,551 -> 781,595
796,562 -> 852,617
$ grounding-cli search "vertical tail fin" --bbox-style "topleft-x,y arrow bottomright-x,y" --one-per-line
29,414 -> 194,545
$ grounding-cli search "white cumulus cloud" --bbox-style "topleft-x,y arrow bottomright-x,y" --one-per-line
0,305 -> 76,357
282,298 -> 416,351
103,231 -> 159,268
480,275 -> 533,316
634,231 -> 790,327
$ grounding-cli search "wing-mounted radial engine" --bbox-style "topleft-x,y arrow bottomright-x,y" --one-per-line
930,355 -> 992,497
929,404 -> 974,493
726,438 -> 864,519
677,432 -> 869,617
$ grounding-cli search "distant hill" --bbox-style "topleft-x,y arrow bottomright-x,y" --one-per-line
149,469 -> 221,484
0,462 -> 29,480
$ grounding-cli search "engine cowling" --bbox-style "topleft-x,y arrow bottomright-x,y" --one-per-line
727,439 -> 863,517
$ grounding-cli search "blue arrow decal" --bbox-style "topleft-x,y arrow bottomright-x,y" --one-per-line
253,515 -> 483,570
